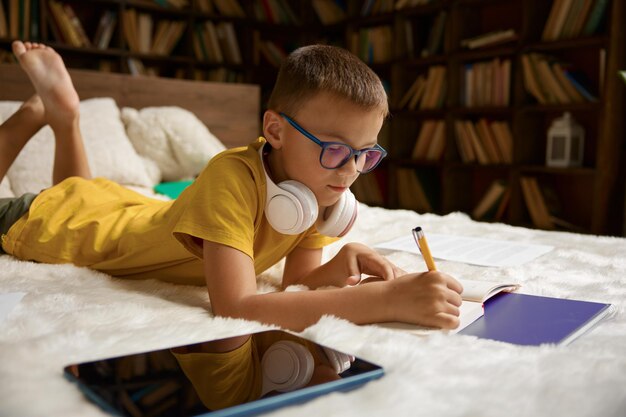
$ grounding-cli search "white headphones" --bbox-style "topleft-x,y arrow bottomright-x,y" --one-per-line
259,144 -> 358,237
260,340 -> 353,396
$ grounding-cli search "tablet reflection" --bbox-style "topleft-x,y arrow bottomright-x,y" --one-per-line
68,330 -> 356,416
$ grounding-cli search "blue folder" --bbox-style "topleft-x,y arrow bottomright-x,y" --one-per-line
459,292 -> 613,346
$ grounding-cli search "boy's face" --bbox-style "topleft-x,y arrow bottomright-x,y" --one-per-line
265,92 -> 384,207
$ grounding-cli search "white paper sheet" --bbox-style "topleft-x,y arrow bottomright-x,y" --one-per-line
0,292 -> 26,325
375,233 -> 553,267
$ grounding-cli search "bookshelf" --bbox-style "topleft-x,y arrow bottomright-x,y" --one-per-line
384,0 -> 624,236
0,0 -> 624,235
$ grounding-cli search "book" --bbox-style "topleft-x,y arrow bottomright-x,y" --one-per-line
559,0 -> 585,39
464,120 -> 490,164
93,11 -> 117,50
421,11 -> 446,57
472,179 -> 508,220
376,278 -> 520,335
521,54 -> 548,104
520,176 -> 555,230
453,120 -> 475,163
460,29 -> 517,50
489,120 -> 513,163
460,292 -> 614,346
312,0 -> 346,25
569,0 -> 595,37
396,168 -> 432,213
62,3 -> 91,47
581,0 -> 609,36
411,120 -> 438,160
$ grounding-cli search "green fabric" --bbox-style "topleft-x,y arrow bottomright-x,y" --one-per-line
0,193 -> 38,254
153,180 -> 193,199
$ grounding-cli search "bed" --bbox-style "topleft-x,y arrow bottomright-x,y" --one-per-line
0,65 -> 625,417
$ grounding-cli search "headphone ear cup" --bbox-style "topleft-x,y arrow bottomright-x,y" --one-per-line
317,190 -> 358,237
321,347 -> 353,374
259,145 -> 318,235
261,341 -> 315,396
271,181 -> 318,234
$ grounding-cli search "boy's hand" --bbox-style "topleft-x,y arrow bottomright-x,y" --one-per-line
338,242 -> 406,285
386,271 -> 464,329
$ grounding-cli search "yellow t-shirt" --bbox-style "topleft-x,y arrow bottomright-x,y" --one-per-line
2,138 -> 337,285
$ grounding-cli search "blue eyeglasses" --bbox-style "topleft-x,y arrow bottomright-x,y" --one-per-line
280,113 -> 387,174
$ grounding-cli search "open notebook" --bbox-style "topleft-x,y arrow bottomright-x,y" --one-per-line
459,292 -> 615,346
375,279 -> 519,335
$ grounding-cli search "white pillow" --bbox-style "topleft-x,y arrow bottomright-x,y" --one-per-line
0,98 -> 153,196
0,177 -> 13,198
121,106 -> 226,182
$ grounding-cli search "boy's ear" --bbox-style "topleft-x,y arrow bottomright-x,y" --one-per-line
263,110 -> 284,149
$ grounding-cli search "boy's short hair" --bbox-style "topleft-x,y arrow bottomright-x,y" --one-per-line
267,45 -> 389,118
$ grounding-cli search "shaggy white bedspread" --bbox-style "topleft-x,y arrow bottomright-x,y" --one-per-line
1,205 -> 625,417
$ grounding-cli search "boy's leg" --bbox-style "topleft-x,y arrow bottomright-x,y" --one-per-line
12,40 -> 91,184
0,96 -> 46,182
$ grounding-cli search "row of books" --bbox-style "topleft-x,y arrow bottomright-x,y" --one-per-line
521,53 -> 597,105
520,177 -> 582,232
350,25 -> 393,64
472,177 -> 582,232
194,0 -> 245,17
461,58 -> 511,107
122,9 -> 186,56
47,0 -> 90,47
403,10 -> 446,59
411,120 -> 445,161
312,0 -> 346,25
542,0 -> 609,41
192,20 -> 242,64
454,119 -> 513,165
252,0 -> 299,24
397,65 -> 446,110
0,0 -> 39,39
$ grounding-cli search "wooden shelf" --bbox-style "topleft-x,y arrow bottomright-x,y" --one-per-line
0,0 -> 622,235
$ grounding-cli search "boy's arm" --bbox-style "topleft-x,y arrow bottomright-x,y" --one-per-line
282,243 -> 405,290
203,240 -> 463,332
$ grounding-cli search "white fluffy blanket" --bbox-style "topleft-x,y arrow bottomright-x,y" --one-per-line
1,205 -> 625,417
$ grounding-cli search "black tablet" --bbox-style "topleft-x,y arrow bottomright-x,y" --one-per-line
64,330 -> 383,417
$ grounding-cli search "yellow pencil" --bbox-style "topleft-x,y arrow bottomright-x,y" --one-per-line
412,226 -> 437,271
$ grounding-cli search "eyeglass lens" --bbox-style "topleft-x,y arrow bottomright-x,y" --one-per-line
321,144 -> 383,173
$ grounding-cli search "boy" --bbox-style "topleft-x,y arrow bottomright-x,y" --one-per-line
1,41 -> 463,333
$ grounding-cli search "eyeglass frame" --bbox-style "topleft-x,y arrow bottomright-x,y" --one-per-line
279,112 -> 387,174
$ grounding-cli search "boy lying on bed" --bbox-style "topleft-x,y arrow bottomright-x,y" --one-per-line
0,41 -> 463,333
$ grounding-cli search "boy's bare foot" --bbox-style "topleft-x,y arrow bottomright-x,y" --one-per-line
12,41 -> 79,128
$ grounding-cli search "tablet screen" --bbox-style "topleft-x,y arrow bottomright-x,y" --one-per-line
64,330 -> 383,417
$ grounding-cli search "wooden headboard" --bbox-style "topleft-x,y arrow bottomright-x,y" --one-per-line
0,63 -> 260,149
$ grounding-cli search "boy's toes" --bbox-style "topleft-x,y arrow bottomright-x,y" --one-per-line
11,40 -> 26,57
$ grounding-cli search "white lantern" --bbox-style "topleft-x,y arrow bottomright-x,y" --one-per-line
546,112 -> 584,168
